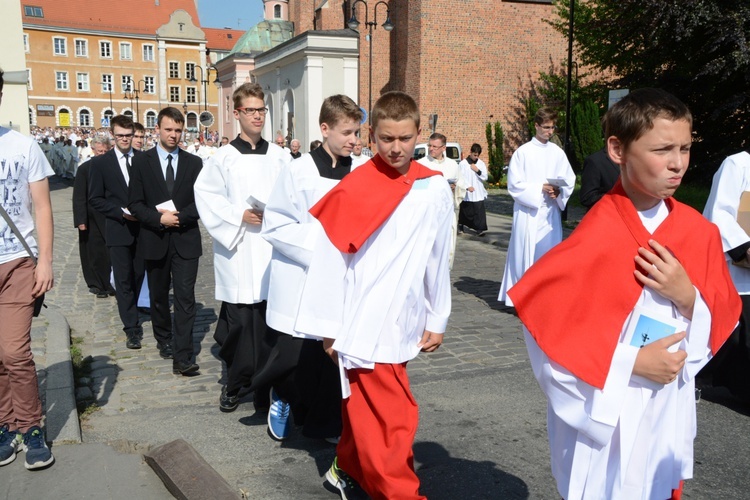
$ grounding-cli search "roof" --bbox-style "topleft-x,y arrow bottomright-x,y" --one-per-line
229,19 -> 295,56
203,27 -> 246,51
21,0 -> 201,36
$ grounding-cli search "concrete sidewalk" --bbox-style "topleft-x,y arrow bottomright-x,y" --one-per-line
2,179 -> 748,499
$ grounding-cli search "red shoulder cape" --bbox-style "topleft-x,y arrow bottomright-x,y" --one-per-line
309,154 -> 442,253
508,181 -> 741,389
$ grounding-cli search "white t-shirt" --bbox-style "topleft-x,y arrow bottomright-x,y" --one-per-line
0,127 -> 55,264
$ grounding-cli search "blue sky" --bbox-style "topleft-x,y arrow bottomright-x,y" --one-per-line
197,0 -> 265,31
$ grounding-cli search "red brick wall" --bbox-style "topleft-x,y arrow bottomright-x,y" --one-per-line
288,0 -> 568,158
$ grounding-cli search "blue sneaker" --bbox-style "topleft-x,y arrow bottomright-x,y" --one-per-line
22,426 -> 54,470
0,424 -> 22,466
267,388 -> 291,441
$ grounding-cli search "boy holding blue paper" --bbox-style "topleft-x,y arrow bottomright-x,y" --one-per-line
508,89 -> 741,499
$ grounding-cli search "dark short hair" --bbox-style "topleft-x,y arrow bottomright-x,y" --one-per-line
429,133 -> 446,145
133,122 -> 145,133
110,114 -> 134,132
534,107 -> 558,125
371,91 -> 420,131
470,143 -> 482,154
603,88 -> 692,151
319,94 -> 363,127
157,107 -> 185,127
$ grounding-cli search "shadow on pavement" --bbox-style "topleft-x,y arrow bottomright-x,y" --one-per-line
454,276 -> 516,315
414,441 -> 529,499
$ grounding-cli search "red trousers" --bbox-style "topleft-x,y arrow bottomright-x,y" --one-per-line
337,362 -> 426,500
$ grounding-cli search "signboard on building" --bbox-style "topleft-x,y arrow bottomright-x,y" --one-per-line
37,104 -> 55,117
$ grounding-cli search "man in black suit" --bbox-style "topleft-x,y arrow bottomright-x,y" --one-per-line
73,135 -> 114,298
579,147 -> 620,210
88,115 -> 145,349
128,108 -> 203,375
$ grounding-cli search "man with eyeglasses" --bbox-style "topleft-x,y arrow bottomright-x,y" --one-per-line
498,107 -> 575,306
89,115 -> 146,349
194,83 -> 290,413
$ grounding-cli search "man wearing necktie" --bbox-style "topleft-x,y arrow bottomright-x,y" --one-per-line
128,108 -> 203,375
88,115 -> 145,350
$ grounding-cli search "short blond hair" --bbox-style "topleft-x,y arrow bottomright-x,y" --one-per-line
371,91 -> 420,131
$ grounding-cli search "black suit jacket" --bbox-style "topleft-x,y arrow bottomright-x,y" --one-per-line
73,159 -> 106,230
127,147 -> 203,261
88,149 -> 141,246
579,147 -> 620,209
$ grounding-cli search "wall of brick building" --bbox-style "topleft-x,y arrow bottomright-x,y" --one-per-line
288,0 -> 568,158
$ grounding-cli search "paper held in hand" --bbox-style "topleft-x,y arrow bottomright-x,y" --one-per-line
733,191 -> 750,268
156,200 -> 177,212
546,177 -> 569,188
622,305 -> 688,353
246,195 -> 266,212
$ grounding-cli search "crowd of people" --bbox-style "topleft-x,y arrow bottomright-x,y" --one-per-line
1,62 -> 749,500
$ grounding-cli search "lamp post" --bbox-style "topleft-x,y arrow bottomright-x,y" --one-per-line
348,0 -> 394,128
124,76 -> 147,119
189,65 -> 220,139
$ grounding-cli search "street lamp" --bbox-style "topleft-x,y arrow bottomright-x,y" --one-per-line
189,65 -> 220,139
348,0 -> 394,128
124,76 -> 147,119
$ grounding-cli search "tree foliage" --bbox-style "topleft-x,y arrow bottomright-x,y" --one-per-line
486,121 -> 506,182
571,99 -> 604,167
549,0 -> 750,173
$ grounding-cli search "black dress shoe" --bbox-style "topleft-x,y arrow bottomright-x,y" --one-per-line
158,343 -> 173,359
126,334 -> 142,349
219,386 -> 239,413
173,362 -> 199,376
88,287 -> 102,295
96,291 -> 109,298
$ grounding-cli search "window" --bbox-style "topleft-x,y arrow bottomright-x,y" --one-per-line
27,68 -> 32,90
99,40 -> 111,58
274,4 -> 281,18
79,109 -> 91,127
75,39 -> 88,57
101,74 -> 113,93
185,62 -> 196,81
122,75 -> 132,93
144,76 -> 155,94
76,73 -> 89,92
169,61 -> 179,79
142,44 -> 154,62
24,6 -> 43,17
55,71 -> 69,91
186,87 -> 197,104
146,111 -> 157,128
119,42 -> 132,60
23,34 -> 29,53
53,37 -> 67,56
169,86 -> 180,103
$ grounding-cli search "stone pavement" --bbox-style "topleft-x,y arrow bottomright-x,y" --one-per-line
2,179 -> 749,499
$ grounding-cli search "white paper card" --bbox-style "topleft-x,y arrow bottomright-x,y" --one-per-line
247,195 -> 266,212
546,177 -> 569,187
622,305 -> 688,353
156,200 -> 177,212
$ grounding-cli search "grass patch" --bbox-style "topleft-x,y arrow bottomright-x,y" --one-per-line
674,183 -> 710,212
79,402 -> 100,419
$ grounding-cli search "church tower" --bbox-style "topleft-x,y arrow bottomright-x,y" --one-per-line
264,0 -> 289,21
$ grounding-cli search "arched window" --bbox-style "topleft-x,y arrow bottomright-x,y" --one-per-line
274,4 -> 281,18
123,110 -> 133,119
145,111 -> 157,128
187,112 -> 198,130
79,109 -> 91,127
103,109 -> 114,127
58,108 -> 71,127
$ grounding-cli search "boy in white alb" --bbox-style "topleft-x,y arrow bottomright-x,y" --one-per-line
509,89 -> 740,500
259,94 -> 363,441
299,92 -> 453,499
194,83 -> 289,412
499,107 -> 575,306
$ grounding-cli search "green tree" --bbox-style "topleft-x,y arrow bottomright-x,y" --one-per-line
571,99 -> 604,167
549,0 -> 750,173
486,121 -> 506,182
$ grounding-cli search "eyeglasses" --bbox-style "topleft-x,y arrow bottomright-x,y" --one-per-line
236,107 -> 268,116
114,133 -> 134,139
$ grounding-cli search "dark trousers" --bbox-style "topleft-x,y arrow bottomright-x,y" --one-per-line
146,237 -> 199,365
78,228 -> 111,292
109,243 -> 144,336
